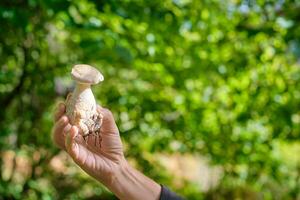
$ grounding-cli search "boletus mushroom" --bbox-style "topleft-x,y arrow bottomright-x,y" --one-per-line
65,64 -> 104,143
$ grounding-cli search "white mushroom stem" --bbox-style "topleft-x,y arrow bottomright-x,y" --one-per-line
74,83 -> 96,113
66,81 -> 97,128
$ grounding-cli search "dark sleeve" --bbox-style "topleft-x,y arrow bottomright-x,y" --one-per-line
160,185 -> 184,200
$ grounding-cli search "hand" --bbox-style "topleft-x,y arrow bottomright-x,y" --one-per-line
52,102 -> 161,200
52,102 -> 125,185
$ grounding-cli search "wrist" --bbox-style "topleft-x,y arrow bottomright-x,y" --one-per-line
106,158 -> 161,200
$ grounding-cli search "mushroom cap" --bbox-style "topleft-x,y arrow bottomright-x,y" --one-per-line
71,64 -> 104,84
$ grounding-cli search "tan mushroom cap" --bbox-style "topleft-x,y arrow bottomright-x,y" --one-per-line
71,64 -> 104,84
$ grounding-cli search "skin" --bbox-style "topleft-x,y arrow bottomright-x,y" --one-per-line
52,103 -> 161,200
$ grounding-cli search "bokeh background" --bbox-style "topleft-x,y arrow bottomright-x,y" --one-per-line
1,0 -> 300,199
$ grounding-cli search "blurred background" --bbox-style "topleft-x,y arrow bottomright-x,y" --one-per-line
0,0 -> 300,199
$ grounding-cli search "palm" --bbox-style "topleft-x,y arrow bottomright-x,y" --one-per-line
53,104 -> 124,185
67,108 -> 124,184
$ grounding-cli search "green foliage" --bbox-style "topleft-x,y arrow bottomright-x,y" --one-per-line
1,0 -> 300,199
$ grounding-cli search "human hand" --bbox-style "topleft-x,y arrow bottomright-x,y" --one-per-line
52,103 -> 125,185
52,102 -> 161,200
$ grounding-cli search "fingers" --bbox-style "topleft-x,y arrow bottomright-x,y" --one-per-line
97,107 -> 119,135
65,126 -> 79,154
52,116 -> 69,149
54,102 -> 66,122
65,126 -> 90,166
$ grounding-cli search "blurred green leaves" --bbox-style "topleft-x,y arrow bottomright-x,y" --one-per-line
0,0 -> 300,199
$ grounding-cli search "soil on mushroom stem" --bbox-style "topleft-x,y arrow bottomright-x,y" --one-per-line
82,114 -> 103,147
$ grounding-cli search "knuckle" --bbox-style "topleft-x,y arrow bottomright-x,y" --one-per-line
59,116 -> 68,124
63,124 -> 72,133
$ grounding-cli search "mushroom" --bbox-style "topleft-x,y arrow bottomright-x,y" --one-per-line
65,64 -> 104,142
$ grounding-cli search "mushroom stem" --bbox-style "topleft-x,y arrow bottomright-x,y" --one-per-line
71,83 -> 97,114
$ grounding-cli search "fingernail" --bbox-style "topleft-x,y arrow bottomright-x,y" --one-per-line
63,124 -> 71,133
60,116 -> 68,124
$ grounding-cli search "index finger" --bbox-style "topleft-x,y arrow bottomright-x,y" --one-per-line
54,102 -> 66,122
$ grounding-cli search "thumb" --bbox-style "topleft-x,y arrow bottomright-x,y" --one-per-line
97,107 -> 119,135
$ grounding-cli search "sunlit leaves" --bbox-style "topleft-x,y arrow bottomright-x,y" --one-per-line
1,0 -> 300,199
